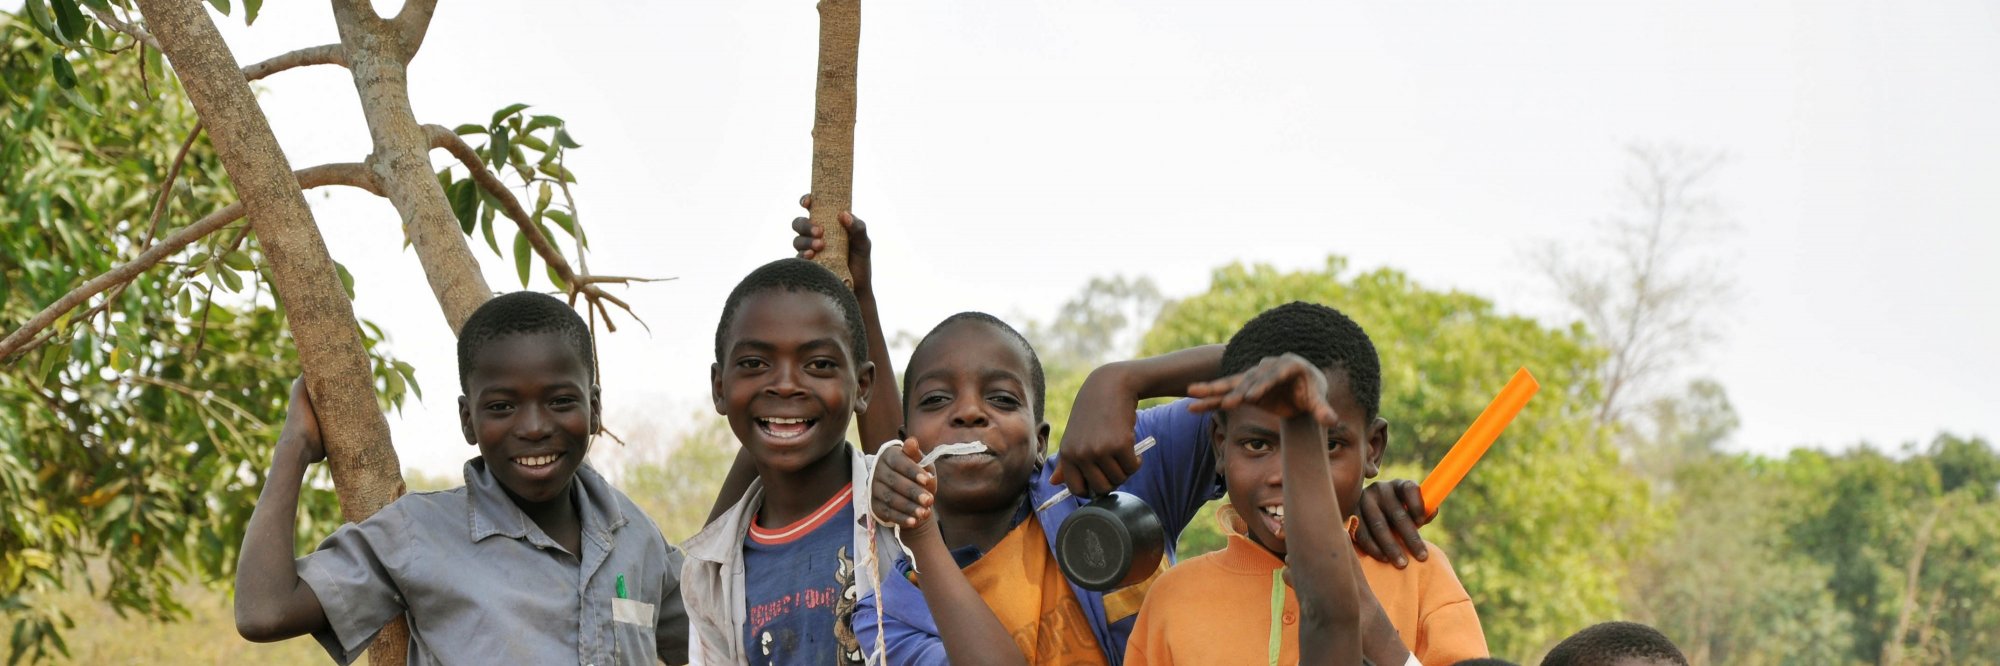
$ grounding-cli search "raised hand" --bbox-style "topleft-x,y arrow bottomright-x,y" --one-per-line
790,193 -> 873,293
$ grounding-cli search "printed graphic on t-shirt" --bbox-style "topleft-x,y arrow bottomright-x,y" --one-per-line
742,486 -> 865,666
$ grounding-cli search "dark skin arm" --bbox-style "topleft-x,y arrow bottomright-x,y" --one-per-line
871,439 -> 1028,666
1189,357 -> 1360,663
234,379 -> 332,642
1052,344 -> 1223,498
794,194 -> 900,453
707,196 -> 901,525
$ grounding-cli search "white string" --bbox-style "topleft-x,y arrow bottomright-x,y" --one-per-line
862,440 -> 989,665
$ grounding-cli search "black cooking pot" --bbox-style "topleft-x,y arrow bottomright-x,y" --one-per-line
1054,491 -> 1165,592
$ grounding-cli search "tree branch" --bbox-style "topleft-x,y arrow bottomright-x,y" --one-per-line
390,0 -> 439,63
240,44 -> 348,81
0,163 -> 378,362
87,6 -> 161,52
423,124 -> 659,331
89,7 -> 346,83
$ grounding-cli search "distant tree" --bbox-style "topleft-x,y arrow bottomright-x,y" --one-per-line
1534,143 -> 1735,427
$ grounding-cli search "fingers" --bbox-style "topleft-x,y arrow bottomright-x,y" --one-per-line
872,443 -> 934,528
1057,458 -> 1090,498
1396,480 -> 1433,528
1380,486 -> 1427,563
799,193 -> 813,209
1078,463 -> 1117,498
1357,489 -> 1408,568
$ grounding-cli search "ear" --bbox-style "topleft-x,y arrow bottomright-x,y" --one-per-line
1209,413 -> 1229,469
458,395 -> 476,445
589,383 -> 604,435
1035,421 -> 1052,460
710,362 -> 726,415
852,360 -> 876,415
1364,417 -> 1390,479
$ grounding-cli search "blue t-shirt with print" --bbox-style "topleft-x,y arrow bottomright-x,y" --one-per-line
742,485 -> 864,665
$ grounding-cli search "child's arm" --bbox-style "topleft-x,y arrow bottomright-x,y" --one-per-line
793,197 -> 901,452
234,379 -> 331,642
1052,344 -> 1223,498
871,439 -> 1028,666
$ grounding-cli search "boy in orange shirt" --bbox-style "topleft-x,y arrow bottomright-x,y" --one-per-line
1126,302 -> 1489,666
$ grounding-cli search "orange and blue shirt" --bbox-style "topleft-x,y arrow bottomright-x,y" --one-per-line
853,399 -> 1226,665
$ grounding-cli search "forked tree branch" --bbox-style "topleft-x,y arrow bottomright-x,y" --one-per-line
391,0 -> 439,63
0,163 -> 379,362
422,124 -> 657,331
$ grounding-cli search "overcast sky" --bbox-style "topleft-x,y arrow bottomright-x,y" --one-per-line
73,0 -> 1996,475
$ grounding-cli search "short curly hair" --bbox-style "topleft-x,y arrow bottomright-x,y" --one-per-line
713,258 -> 868,363
456,291 -> 594,391
1219,301 -> 1381,420
1541,621 -> 1689,666
903,312 -> 1048,423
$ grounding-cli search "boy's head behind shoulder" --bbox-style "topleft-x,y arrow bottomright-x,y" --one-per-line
1213,301 -> 1388,555
1541,621 -> 1689,666
455,291 -> 600,504
900,312 -> 1049,512
711,258 -> 874,474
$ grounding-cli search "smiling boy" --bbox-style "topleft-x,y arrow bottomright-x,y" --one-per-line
232,291 -> 689,665
679,258 -> 900,665
1125,302 -> 1488,666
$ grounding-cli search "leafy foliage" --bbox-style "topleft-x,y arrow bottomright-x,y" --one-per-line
0,18 -> 411,663
439,104 -> 590,290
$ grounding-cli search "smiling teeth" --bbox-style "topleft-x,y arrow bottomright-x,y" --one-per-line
1262,505 -> 1285,522
764,417 -> 808,424
516,454 -> 559,467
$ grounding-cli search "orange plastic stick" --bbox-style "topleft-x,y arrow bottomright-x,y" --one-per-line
1419,367 -> 1540,516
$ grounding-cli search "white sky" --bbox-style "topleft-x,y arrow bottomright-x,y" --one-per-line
72,1 -> 2000,474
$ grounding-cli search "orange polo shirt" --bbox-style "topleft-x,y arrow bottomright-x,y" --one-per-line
1125,532 -> 1488,665
957,513 -> 1110,666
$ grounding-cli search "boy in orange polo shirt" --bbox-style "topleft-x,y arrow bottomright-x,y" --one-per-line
1126,302 -> 1489,666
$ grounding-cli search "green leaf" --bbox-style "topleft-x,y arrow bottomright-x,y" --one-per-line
109,346 -> 127,372
37,342 -> 70,387
50,55 -> 76,90
217,267 -> 243,293
480,207 -> 500,255
526,114 -> 562,132
490,103 -> 530,127
206,0 -> 229,15
535,182 -> 552,214
334,262 -> 356,300
554,128 -> 582,149
453,123 -> 488,136
49,0 -> 86,43
244,0 -> 262,25
545,262 -> 568,292
221,251 -> 255,271
512,232 -> 532,287
488,128 -> 509,170
25,0 -> 71,47
516,133 -> 549,153
543,209 -> 575,231
448,180 -> 478,234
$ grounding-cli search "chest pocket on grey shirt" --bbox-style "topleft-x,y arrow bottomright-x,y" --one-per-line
612,598 -> 657,664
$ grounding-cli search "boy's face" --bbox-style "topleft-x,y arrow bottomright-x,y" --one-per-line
1212,367 -> 1386,555
711,289 -> 873,475
457,332 -> 600,505
901,321 -> 1049,514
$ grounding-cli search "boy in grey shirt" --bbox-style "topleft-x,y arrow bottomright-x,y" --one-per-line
233,292 -> 689,665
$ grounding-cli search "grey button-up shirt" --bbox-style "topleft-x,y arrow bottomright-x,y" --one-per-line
298,458 -> 689,665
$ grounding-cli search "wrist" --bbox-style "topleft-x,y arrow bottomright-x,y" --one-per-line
272,434 -> 318,471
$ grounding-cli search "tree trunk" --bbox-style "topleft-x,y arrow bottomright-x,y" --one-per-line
332,0 -> 490,334
133,0 -> 410,662
808,0 -> 860,285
